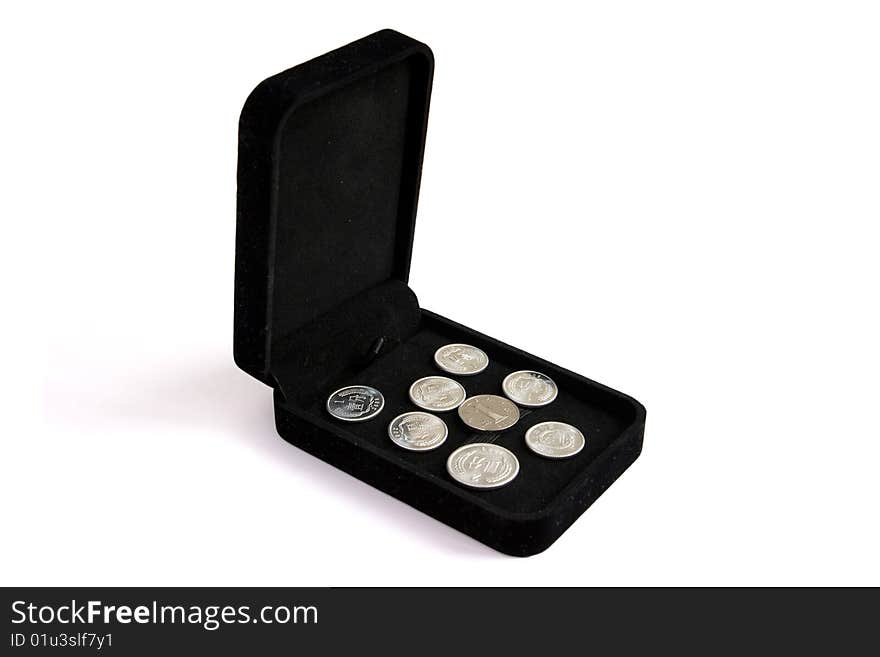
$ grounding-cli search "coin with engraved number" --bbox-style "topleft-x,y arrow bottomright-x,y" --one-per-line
433,343 -> 489,376
502,370 -> 558,407
409,376 -> 467,412
457,394 -> 520,431
525,421 -> 585,458
326,385 -> 385,422
446,443 -> 520,489
388,412 -> 448,451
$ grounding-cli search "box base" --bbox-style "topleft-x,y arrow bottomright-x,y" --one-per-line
272,309 -> 645,557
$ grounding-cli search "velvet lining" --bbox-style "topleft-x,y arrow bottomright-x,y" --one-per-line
234,29 -> 431,384
295,310 -> 637,514
271,57 -> 426,347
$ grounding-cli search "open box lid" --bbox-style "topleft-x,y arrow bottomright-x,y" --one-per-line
234,30 -> 434,386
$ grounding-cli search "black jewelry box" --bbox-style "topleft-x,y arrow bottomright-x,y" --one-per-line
234,29 -> 646,556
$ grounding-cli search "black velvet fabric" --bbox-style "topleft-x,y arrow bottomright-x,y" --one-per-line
234,29 -> 431,385
234,30 -> 645,556
271,57 -> 427,351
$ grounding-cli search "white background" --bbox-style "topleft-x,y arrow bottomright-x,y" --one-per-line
3,1 -> 878,586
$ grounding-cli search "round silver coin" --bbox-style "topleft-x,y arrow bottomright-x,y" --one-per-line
409,376 -> 467,412
387,412 -> 448,451
502,370 -> 558,407
525,421 -> 586,458
325,385 -> 385,422
433,343 -> 489,376
447,443 -> 520,489
457,394 -> 520,431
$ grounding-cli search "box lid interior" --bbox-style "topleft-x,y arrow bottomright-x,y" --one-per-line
234,30 -> 434,386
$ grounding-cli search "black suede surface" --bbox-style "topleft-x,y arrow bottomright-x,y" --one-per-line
234,30 -> 646,556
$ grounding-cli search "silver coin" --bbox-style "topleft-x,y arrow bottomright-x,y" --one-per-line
447,443 -> 520,489
525,421 -> 586,458
457,394 -> 520,431
409,376 -> 467,412
325,385 -> 384,422
433,343 -> 489,376
388,412 -> 448,451
502,370 -> 558,407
